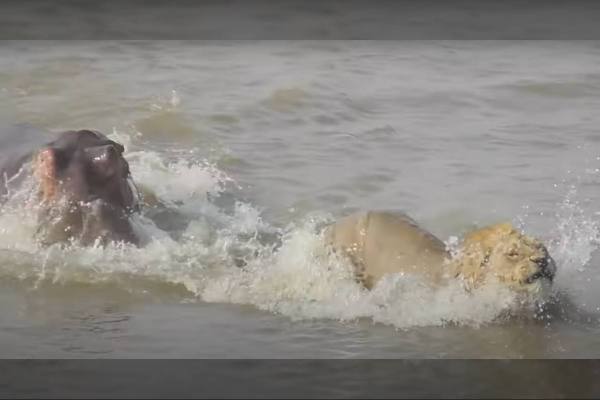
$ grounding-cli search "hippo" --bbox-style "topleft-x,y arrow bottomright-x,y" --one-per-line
0,125 -> 140,246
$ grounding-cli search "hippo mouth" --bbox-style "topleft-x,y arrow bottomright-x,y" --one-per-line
36,198 -> 138,247
79,199 -> 138,246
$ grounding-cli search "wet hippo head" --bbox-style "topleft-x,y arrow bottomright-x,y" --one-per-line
33,130 -> 139,246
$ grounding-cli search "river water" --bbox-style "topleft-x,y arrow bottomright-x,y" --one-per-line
0,41 -> 600,359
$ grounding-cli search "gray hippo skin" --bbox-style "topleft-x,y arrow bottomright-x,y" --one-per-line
0,125 -> 139,246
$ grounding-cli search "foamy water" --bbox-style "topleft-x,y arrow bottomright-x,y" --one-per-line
0,129 -> 596,331
1,41 -> 600,358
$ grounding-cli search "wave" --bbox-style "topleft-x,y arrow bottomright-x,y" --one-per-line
0,130 -> 598,330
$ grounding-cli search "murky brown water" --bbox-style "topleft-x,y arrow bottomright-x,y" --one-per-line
0,41 -> 600,361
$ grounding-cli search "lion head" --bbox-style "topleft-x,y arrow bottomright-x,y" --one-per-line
448,222 -> 556,295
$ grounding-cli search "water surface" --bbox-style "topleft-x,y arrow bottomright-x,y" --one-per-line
0,41 -> 599,359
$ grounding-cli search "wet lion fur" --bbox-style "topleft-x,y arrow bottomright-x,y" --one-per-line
324,211 -> 556,292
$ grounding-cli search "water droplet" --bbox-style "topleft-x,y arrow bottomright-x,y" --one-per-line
170,90 -> 181,108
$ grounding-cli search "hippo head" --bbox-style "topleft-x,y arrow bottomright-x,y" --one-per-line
32,130 -> 140,246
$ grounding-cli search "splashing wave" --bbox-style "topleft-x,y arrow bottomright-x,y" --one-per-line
0,131 -> 598,329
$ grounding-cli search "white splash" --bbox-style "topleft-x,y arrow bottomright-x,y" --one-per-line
170,90 -> 181,108
0,132 -> 598,329
549,184 -> 600,277
149,89 -> 182,111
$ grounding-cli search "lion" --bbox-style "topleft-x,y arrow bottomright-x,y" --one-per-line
323,211 -> 556,296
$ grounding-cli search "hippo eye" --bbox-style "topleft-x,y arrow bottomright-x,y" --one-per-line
84,145 -> 122,179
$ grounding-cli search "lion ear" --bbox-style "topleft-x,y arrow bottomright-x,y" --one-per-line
33,148 -> 58,202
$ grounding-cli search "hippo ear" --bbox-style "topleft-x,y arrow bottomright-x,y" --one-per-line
33,148 -> 58,202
